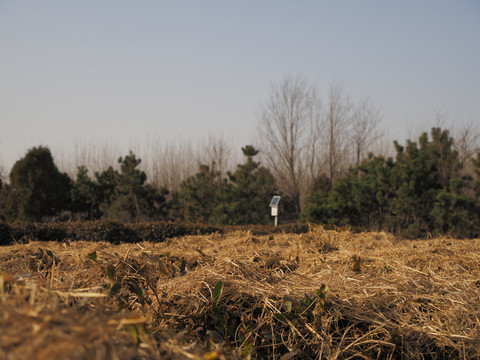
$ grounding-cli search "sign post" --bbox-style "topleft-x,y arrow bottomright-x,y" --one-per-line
269,196 -> 281,227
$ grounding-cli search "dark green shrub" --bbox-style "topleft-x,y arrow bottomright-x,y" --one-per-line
4,146 -> 72,221
131,222 -> 222,242
35,223 -> 70,241
85,220 -> 141,243
0,221 -> 12,245
8,222 -> 36,243
2,221 -> 307,246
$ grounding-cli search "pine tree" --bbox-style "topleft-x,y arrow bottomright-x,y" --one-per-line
348,155 -> 395,228
104,151 -> 168,222
95,166 -> 119,216
176,164 -> 223,223
220,146 -> 277,225
431,175 -> 478,237
300,174 -> 331,223
0,179 -> 7,221
71,166 -> 101,220
301,155 -> 395,229
390,134 -> 441,236
429,127 -> 460,187
472,153 -> 480,197
3,146 -> 72,221
301,127 -> 478,236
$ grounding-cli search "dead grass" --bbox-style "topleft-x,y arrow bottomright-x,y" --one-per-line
1,226 -> 479,359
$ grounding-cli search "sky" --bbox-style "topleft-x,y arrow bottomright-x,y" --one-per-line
1,1 -> 479,173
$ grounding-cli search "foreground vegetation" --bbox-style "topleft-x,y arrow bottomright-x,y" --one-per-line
1,226 -> 479,359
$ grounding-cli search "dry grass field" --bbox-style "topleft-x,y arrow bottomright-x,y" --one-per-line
1,227 -> 479,359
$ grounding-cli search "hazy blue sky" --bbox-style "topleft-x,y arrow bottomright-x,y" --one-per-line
1,1 -> 479,172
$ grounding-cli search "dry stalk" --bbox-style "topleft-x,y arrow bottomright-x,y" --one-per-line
0,228 -> 479,359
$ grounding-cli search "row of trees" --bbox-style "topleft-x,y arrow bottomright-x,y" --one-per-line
301,128 -> 480,238
53,134 -> 241,192
1,77 -> 479,237
0,145 -> 279,225
16,78 -> 383,210
258,78 -> 384,214
1,126 -> 479,237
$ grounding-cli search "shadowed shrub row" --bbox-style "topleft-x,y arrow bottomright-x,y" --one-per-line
0,221 -> 310,245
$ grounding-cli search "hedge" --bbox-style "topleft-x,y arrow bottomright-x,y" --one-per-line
0,221 -> 310,245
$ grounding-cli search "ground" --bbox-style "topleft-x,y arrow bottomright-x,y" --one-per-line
1,227 -> 479,359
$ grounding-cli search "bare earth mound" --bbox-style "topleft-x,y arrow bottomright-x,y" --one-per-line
1,227 -> 479,359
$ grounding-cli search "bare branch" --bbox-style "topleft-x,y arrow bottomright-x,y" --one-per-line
351,98 -> 383,166
453,121 -> 480,175
322,80 -> 354,185
258,76 -> 321,212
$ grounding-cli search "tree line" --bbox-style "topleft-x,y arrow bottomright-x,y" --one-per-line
302,127 -> 480,238
0,145 -> 278,225
1,126 -> 479,238
1,77 -> 479,237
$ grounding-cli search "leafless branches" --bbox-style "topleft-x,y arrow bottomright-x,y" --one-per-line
55,140 -> 122,178
195,133 -> 239,178
259,76 -> 321,212
453,122 -> 480,175
259,77 -> 385,210
322,81 -> 354,186
351,98 -> 383,166
53,134 -> 240,194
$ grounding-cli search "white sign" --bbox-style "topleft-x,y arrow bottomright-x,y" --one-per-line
271,206 -> 278,216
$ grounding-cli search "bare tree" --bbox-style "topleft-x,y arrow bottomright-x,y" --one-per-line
370,134 -> 395,159
196,133 -> 238,178
322,81 -> 353,186
453,122 -> 480,175
139,135 -> 198,192
139,133 -> 238,193
53,132 -> 241,194
259,76 -> 321,213
55,139 -> 122,178
351,98 -> 383,166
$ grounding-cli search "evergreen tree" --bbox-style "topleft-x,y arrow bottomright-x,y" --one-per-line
429,127 -> 460,187
332,155 -> 395,228
71,166 -> 101,220
300,174 -> 331,224
3,146 -> 72,221
104,151 -> 168,222
301,127 -> 474,237
218,145 -> 277,225
176,163 -> 223,223
175,146 -> 277,225
359,155 -> 396,229
431,175 -> 478,237
390,136 -> 438,235
325,174 -> 357,226
302,156 -> 395,228
95,166 -> 119,216
390,129 -> 460,236
0,181 -> 7,221
472,152 -> 480,197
